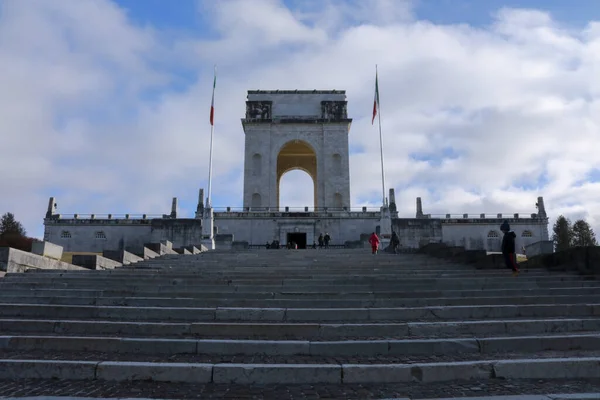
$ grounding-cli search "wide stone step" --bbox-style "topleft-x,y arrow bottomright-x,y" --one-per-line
1,318 -> 598,339
14,269 -> 565,278
1,281 -> 596,293
3,348 -> 600,365
0,355 -> 599,383
1,294 -> 599,308
0,286 -> 597,300
1,333 -> 599,357
7,277 -> 585,288
4,270 -> 576,284
0,303 -> 596,322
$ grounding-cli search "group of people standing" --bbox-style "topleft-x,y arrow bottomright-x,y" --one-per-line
317,233 -> 331,249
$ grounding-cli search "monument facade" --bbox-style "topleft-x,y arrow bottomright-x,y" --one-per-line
43,89 -> 549,252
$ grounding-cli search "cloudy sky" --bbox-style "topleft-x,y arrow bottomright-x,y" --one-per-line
1,0 -> 599,239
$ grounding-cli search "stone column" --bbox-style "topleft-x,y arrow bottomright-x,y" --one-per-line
201,207 -> 215,250
171,198 -> 178,218
46,197 -> 56,218
416,197 -> 424,218
389,188 -> 397,215
379,205 -> 392,247
536,196 -> 549,241
195,189 -> 205,219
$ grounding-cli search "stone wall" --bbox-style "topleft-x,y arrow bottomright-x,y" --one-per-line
44,217 -> 204,253
524,246 -> 600,275
392,218 -> 443,249
215,213 -> 380,247
441,217 -> 548,252
525,240 -> 554,257
149,219 -> 203,248
43,219 -> 152,253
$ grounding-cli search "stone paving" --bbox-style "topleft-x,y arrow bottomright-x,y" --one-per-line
0,250 -> 599,397
1,379 -> 600,399
2,349 -> 600,364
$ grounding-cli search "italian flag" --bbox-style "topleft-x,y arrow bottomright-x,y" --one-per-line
209,69 -> 216,126
372,70 -> 379,125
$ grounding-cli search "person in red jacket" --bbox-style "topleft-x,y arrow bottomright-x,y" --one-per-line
368,232 -> 380,255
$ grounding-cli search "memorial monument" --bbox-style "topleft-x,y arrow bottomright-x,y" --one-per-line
43,90 -> 549,252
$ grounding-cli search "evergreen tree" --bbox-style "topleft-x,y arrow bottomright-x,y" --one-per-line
552,215 -> 573,251
572,219 -> 598,247
0,212 -> 26,237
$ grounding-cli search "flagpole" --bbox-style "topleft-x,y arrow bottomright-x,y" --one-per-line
207,125 -> 214,208
376,65 -> 387,207
207,65 -> 216,208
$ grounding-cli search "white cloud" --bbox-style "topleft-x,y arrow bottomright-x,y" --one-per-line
0,0 -> 599,240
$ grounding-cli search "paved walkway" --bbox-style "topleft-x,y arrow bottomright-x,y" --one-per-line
1,379 -> 600,399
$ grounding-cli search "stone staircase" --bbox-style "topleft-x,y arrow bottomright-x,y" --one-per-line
0,249 -> 599,393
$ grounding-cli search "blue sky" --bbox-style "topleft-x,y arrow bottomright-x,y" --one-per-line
114,0 -> 600,31
0,0 -> 599,238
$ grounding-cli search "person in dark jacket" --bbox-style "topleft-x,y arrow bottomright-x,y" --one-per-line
500,220 -> 519,276
390,231 -> 400,254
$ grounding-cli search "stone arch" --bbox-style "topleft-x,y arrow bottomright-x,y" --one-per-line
252,153 -> 262,176
332,153 -> 342,176
251,193 -> 261,209
277,140 -> 317,209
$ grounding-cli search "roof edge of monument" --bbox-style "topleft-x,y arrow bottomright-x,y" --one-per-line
247,90 -> 346,95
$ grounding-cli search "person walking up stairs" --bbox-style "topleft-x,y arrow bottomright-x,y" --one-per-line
501,220 -> 520,276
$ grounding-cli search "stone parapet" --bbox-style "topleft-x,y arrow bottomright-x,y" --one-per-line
31,241 -> 63,261
0,248 -> 85,273
102,250 -> 143,265
214,211 -> 381,219
525,240 -> 554,257
71,255 -> 121,270
524,246 -> 600,275
125,246 -> 160,260
44,217 -> 153,226
440,216 -> 547,224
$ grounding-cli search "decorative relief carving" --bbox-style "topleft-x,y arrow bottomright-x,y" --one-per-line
246,101 -> 272,120
321,101 -> 348,120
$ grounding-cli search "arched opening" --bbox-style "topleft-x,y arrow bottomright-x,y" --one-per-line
277,140 -> 317,209
279,170 -> 315,211
251,193 -> 261,209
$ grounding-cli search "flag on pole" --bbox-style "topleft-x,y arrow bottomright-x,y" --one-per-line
372,70 -> 379,125
209,67 -> 216,126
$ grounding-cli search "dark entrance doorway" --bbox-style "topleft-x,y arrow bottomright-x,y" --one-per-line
287,232 -> 307,249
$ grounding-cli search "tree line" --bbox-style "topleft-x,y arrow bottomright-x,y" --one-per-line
552,215 -> 597,252
0,212 -> 34,251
